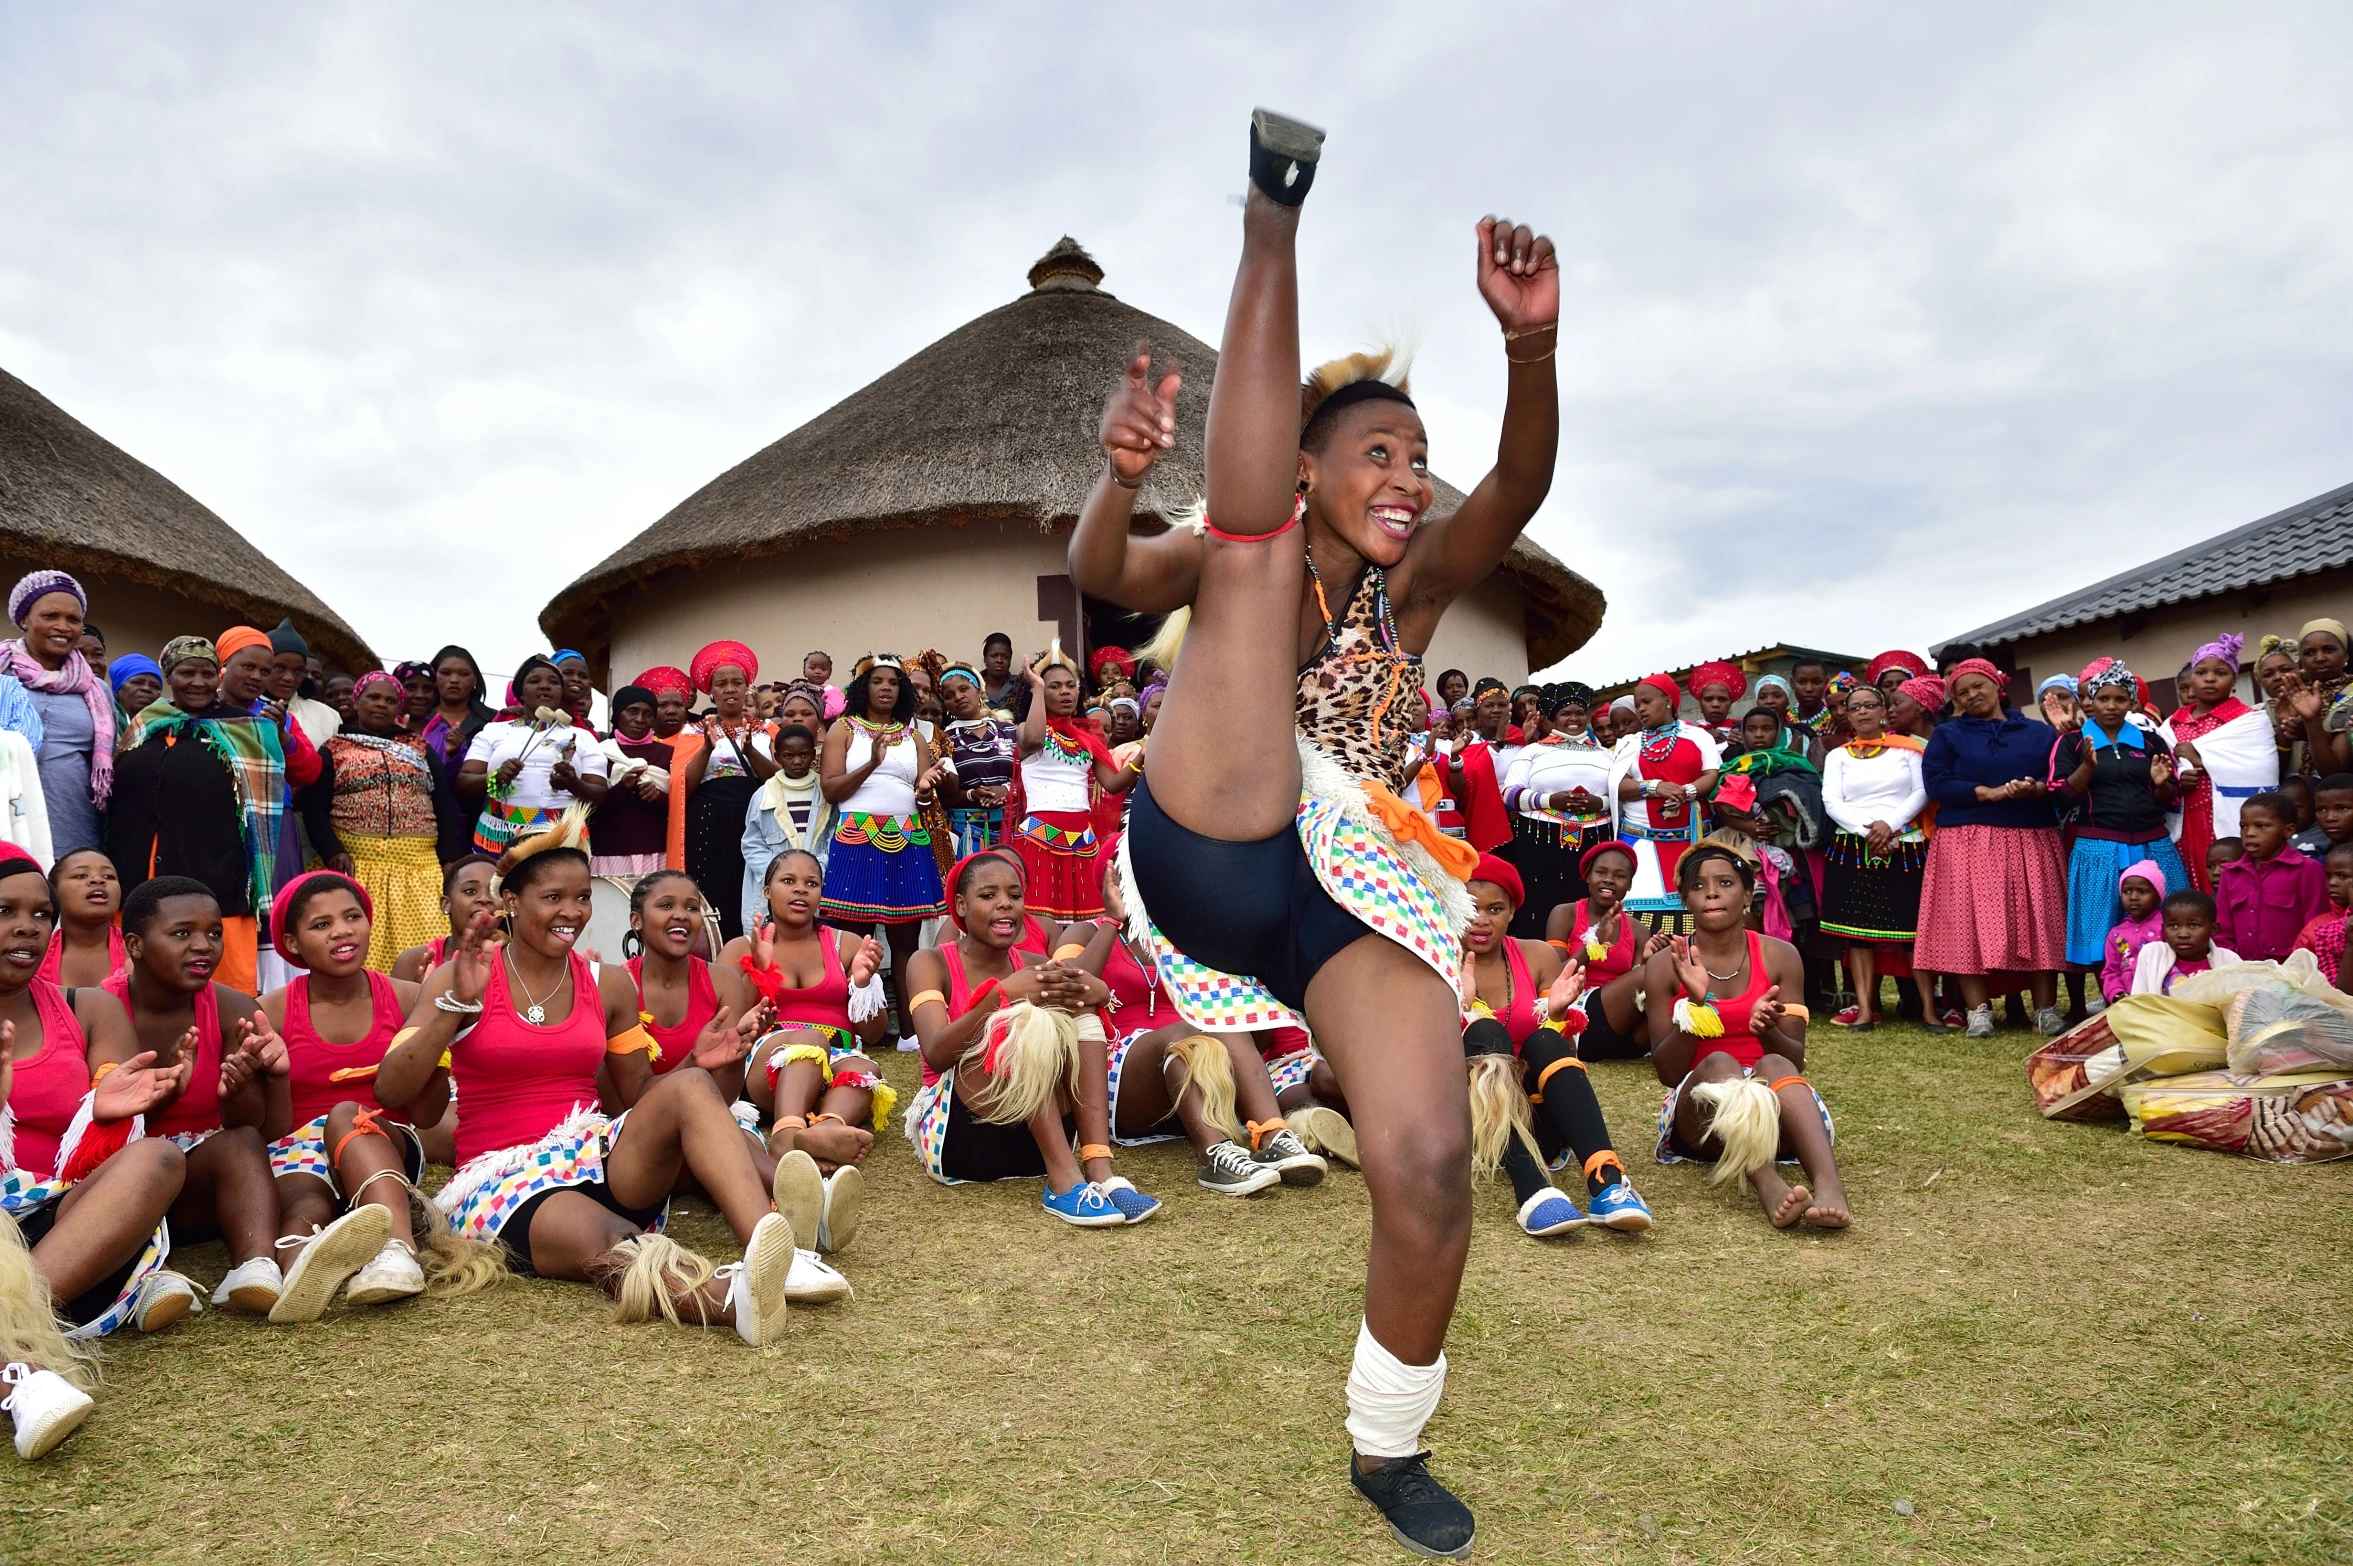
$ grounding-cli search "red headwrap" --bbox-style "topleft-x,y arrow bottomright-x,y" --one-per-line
1864,649 -> 1931,688
690,641 -> 758,694
1896,674 -> 1947,712
1089,645 -> 1135,682
634,665 -> 692,700
1688,661 -> 1746,701
1713,773 -> 1758,814
944,849 -> 1023,933
1468,852 -> 1524,908
270,870 -> 373,964
1578,838 -> 1637,879
1639,673 -> 1682,710
1946,658 -> 2008,697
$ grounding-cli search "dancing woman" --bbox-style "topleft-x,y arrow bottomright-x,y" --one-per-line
1065,112 -> 1559,1554
1643,843 -> 1850,1231
374,817 -> 798,1344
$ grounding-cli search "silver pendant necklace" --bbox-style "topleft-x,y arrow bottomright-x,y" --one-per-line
506,952 -> 558,1025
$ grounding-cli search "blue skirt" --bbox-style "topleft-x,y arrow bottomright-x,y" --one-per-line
820,833 -> 947,925
2066,834 -> 2187,966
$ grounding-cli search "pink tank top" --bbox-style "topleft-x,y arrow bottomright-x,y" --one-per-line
1474,939 -> 1543,1048
8,982 -> 90,1178
448,953 -> 605,1168
104,973 -> 225,1140
628,955 -> 718,1077
283,972 -> 409,1127
933,941 -> 1028,1088
37,927 -> 125,986
1102,936 -> 1167,1036
764,931 -> 850,1035
1695,931 -> 1774,1070
1566,900 -> 1638,988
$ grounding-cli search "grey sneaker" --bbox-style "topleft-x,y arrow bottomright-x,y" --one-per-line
2033,1005 -> 2067,1036
1963,1004 -> 1996,1039
1198,1140 -> 1281,1197
1250,1127 -> 1328,1187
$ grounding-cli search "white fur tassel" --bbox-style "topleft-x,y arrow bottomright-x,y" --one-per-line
846,975 -> 887,1025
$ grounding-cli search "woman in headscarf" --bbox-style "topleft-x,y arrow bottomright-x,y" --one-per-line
394,661 -> 436,735
2168,631 -> 2278,890
1750,673 -> 1796,738
108,636 -> 287,995
1688,661 -> 1746,748
0,572 -> 115,855
2036,673 -> 2081,736
1495,680 -> 1612,935
1608,672 -> 1723,898
1887,674 -> 1943,744
938,662 -> 1016,853
1818,685 -> 1932,1029
2054,658 -> 2187,981
673,641 -> 776,942
302,671 -> 451,971
2258,623 -> 2353,779
107,655 -> 163,730
551,650 -> 596,728
1865,649 -> 1930,699
1915,659 -> 2066,1037
456,655 -> 608,859
1446,676 -> 1515,855
582,680 -> 677,961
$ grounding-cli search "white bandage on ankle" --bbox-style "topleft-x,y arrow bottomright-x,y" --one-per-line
1344,1318 -> 1447,1459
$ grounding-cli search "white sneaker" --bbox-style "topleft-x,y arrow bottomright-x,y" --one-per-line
211,1255 -> 285,1314
1286,1106 -> 1359,1169
722,1210 -> 793,1347
133,1270 -> 199,1332
269,1204 -> 393,1323
818,1164 -> 863,1254
895,1034 -> 922,1052
770,1148 -> 823,1247
3,1364 -> 92,1460
342,1237 -> 426,1308
784,1247 -> 853,1305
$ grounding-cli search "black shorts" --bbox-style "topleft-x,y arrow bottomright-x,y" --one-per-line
497,1181 -> 666,1275
14,1199 -> 142,1328
1577,998 -> 1648,1061
1126,775 -> 1371,1012
938,1089 -> 1074,1184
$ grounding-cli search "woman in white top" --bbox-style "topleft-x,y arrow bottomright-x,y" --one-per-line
1496,681 -> 1614,936
818,656 -> 949,1041
1008,648 -> 1134,922
1817,685 -> 1930,1029
457,656 -> 609,855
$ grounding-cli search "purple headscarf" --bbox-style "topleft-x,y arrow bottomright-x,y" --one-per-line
2190,631 -> 2244,672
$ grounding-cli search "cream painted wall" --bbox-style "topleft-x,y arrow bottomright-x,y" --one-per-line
1989,566 -> 2352,706
0,555 -> 240,666
607,520 -> 1534,690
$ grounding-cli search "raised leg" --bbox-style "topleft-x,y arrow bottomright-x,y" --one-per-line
600,1068 -> 774,1243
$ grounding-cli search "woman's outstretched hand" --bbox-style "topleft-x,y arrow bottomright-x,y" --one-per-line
1101,340 -> 1181,487
1476,217 -> 1559,335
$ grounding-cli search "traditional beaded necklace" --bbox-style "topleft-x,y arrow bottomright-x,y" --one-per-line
1637,721 -> 1684,767
1304,554 -> 1398,656
1041,727 -> 1093,766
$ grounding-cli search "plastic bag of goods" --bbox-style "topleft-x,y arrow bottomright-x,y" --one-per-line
2215,981 -> 2353,1078
2026,995 -> 2227,1120
2121,1070 -> 2353,1162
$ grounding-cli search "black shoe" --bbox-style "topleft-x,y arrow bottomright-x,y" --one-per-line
1350,1451 -> 1475,1559
1249,109 -> 1325,206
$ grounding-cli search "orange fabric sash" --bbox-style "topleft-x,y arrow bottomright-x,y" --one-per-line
1359,781 -> 1479,881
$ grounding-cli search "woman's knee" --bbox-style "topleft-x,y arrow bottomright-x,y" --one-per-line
1755,1052 -> 1800,1079
122,1138 -> 186,1203
1691,1053 -> 1740,1084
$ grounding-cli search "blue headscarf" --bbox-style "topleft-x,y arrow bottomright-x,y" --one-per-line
108,653 -> 162,696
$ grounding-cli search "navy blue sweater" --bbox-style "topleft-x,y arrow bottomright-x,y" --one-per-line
1922,712 -> 2061,829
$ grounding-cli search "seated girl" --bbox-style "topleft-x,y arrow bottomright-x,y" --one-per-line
1461,855 -> 1653,1238
722,851 -> 891,1255
99,876 -> 389,1320
1541,840 -> 1667,1060
1073,863 -> 1326,1198
900,852 -> 1158,1226
260,871 -> 495,1316
0,847 -> 192,1460
377,814 -> 799,1344
40,848 -> 126,987
1643,843 -> 1850,1230
2131,888 -> 2240,995
391,852 -> 496,1165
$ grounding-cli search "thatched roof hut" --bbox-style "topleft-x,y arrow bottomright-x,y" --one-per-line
0,367 -> 376,671
542,239 -> 1603,686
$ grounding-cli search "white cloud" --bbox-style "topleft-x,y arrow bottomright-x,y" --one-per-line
1,2 -> 2347,680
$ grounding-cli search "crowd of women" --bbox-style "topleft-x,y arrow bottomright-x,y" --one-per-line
0,108 -> 2344,1555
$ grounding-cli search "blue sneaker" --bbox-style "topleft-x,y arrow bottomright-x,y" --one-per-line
1096,1175 -> 1162,1225
1586,1180 -> 1654,1232
1042,1180 -> 1124,1228
1516,1189 -> 1586,1237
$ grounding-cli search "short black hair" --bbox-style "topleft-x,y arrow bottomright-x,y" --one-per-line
1790,658 -> 1827,677
46,846 -> 114,903
283,872 -> 367,934
2162,888 -> 2216,920
123,875 -> 220,938
2325,838 -> 2353,863
628,869 -> 699,919
763,848 -> 823,886
2317,773 -> 2353,797
2241,792 -> 2293,827
441,853 -> 496,895
79,622 -> 104,645
983,633 -> 1012,654
775,723 -> 816,748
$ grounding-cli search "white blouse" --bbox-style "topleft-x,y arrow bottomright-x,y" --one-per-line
838,721 -> 924,817
1821,745 -> 1928,838
465,720 -> 608,813
1501,738 -> 1613,822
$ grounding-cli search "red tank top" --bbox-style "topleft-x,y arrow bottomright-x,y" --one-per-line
1696,930 -> 1774,1070
37,927 -> 125,986
283,972 -> 410,1127
1102,937 -> 1167,1036
628,956 -> 718,1077
1471,940 -> 1544,1047
1017,916 -> 1050,956
763,930 -> 851,1036
104,973 -> 225,1140
7,982 -> 90,1178
933,941 -> 1028,1088
1568,900 -> 1637,989
448,953 -> 606,1167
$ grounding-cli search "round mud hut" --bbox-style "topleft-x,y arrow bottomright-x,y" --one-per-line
540,238 -> 1602,687
0,366 -> 376,671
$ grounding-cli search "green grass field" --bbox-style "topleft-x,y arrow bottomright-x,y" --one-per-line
5,1021 -> 2348,1565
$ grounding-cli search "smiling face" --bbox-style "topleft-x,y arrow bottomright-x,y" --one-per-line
323,674 -> 356,723
167,656 -> 219,714
402,670 -> 435,718
762,852 -> 824,932
1584,847 -> 1634,911
504,857 -> 592,958
292,886 -> 371,977
0,869 -> 55,995
53,848 -> 119,928
445,862 -> 496,930
1299,399 -> 1434,568
559,662 -> 592,712
955,858 -> 1026,951
129,892 -> 224,992
517,665 -> 565,713
17,592 -> 83,669
118,672 -> 163,715
631,874 -> 706,962
1464,881 -> 1515,954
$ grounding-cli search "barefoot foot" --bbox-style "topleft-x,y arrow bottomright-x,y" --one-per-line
1802,1175 -> 1851,1229
1750,1167 -> 1811,1228
797,1121 -> 873,1169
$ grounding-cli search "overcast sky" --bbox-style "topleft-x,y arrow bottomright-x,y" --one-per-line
3,3 -> 2348,683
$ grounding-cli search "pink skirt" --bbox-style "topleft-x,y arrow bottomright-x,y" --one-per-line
1914,823 -> 2067,975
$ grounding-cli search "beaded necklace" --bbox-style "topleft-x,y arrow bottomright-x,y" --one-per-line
1041,727 -> 1093,767
1304,554 -> 1398,657
1637,721 -> 1684,767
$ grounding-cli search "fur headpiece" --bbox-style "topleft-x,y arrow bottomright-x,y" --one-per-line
1300,345 -> 1416,437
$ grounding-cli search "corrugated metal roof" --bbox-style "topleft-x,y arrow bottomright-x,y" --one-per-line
1591,643 -> 1866,696
1938,479 -> 2353,652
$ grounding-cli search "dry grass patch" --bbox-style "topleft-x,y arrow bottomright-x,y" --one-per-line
5,1023 -> 2348,1564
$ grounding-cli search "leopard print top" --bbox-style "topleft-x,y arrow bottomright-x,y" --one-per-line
1296,564 -> 1424,793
